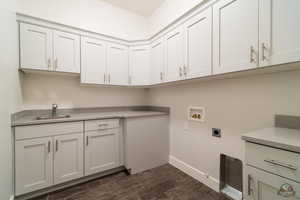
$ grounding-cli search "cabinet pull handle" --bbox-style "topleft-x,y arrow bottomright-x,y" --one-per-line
55,140 -> 58,152
248,174 -> 253,196
183,66 -> 187,76
264,159 -> 297,171
48,141 -> 51,153
160,72 -> 163,81
261,43 -> 268,61
108,74 -> 111,84
250,46 -> 256,63
54,58 -> 58,70
98,124 -> 108,127
104,74 -> 106,84
129,76 -> 132,84
86,136 -> 89,146
47,59 -> 51,69
179,67 -> 183,77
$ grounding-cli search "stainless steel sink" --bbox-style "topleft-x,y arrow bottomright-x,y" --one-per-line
35,114 -> 71,120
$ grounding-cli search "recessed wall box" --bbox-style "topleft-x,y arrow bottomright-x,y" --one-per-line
188,107 -> 205,122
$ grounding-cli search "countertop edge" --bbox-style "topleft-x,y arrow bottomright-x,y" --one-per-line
242,135 -> 300,154
12,112 -> 169,127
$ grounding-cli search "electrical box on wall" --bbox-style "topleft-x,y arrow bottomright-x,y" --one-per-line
188,107 -> 205,122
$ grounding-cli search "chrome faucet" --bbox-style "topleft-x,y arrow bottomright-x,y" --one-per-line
52,104 -> 58,116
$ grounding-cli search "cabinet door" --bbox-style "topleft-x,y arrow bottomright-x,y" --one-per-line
165,27 -> 184,82
53,133 -> 83,184
213,0 -> 259,74
81,37 -> 107,84
85,129 -> 120,176
150,38 -> 165,84
15,137 -> 53,195
259,0 -> 300,67
184,8 -> 212,79
107,43 -> 129,85
20,23 -> 52,71
129,46 -> 150,86
53,31 -> 80,73
245,166 -> 300,200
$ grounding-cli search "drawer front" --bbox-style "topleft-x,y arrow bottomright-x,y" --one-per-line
85,119 -> 119,131
15,122 -> 83,140
245,142 -> 300,183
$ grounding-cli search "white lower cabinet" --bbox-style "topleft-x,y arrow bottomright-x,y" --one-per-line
53,134 -> 84,184
15,137 -> 53,196
245,166 -> 300,200
85,129 -> 120,176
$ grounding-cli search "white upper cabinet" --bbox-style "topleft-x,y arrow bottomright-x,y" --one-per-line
259,0 -> 300,67
107,43 -> 129,85
53,31 -> 80,73
15,137 -> 53,195
129,46 -> 150,86
184,7 -> 212,79
213,0 -> 259,74
53,133 -> 83,185
150,38 -> 165,84
165,26 -> 184,82
20,23 -> 52,71
81,37 -> 107,84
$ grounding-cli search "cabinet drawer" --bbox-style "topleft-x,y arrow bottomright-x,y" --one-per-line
245,142 -> 300,183
15,122 -> 83,140
85,119 -> 119,131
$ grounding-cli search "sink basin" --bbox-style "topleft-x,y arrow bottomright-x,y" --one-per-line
35,114 -> 71,120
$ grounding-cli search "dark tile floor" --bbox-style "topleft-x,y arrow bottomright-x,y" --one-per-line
31,164 -> 229,200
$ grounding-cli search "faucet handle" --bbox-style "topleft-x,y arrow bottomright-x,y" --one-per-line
52,104 -> 58,109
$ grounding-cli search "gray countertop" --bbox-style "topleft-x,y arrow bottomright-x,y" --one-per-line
242,127 -> 300,153
12,107 -> 169,127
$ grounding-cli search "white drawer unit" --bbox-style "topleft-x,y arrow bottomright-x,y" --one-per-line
245,141 -> 300,200
85,119 -> 120,131
84,119 -> 121,176
245,165 -> 300,200
246,142 -> 300,183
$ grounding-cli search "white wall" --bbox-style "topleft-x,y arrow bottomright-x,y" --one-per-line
147,69 -> 300,189
16,0 -> 149,40
21,74 -> 147,110
0,0 -> 22,199
149,0 -> 205,35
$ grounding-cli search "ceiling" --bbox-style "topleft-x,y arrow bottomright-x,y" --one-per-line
101,0 -> 165,16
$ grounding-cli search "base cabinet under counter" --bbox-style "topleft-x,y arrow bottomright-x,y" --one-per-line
14,119 -> 123,197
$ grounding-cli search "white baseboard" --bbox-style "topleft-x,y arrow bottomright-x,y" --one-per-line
169,155 -> 219,192
9,195 -> 14,200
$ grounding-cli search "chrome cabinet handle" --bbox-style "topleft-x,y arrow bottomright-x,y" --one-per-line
160,72 -> 163,81
179,67 -> 183,77
54,58 -> 58,70
48,141 -> 51,153
248,174 -> 253,196
261,43 -> 268,61
264,159 -> 297,171
278,183 -> 296,198
86,136 -> 89,146
250,46 -> 256,63
104,74 -> 106,84
47,59 -> 51,69
55,140 -> 58,152
129,76 -> 132,84
108,74 -> 111,84
98,124 -> 108,127
183,66 -> 187,76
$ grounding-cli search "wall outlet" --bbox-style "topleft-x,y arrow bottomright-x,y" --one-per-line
212,128 -> 221,138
